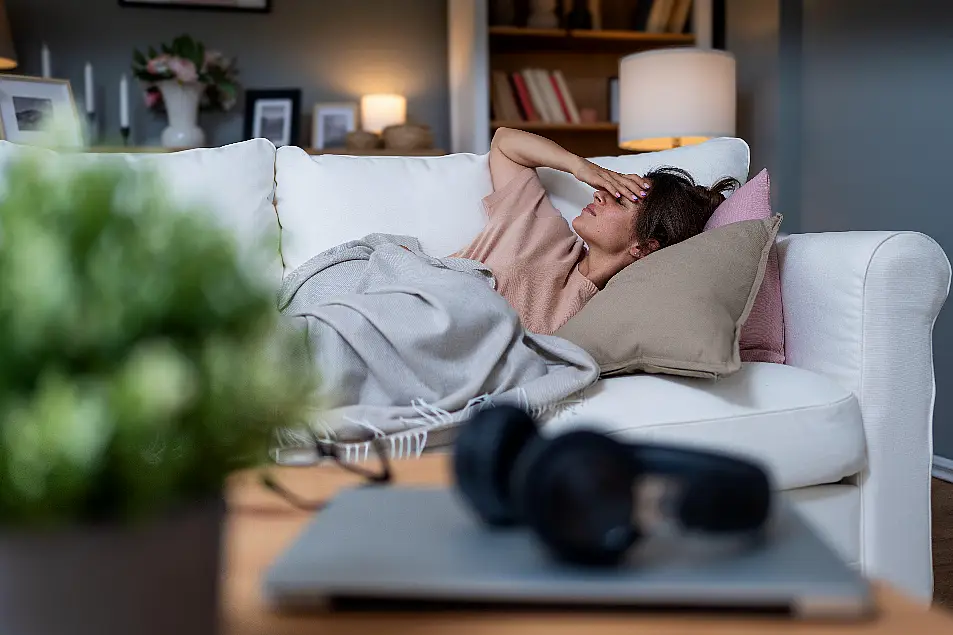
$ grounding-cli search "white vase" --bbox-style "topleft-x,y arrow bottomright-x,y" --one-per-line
158,80 -> 206,149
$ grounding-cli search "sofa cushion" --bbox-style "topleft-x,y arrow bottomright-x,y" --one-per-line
274,146 -> 492,274
705,169 -> 785,365
542,362 -> 865,491
0,139 -> 281,287
538,137 -> 750,227
555,216 -> 781,379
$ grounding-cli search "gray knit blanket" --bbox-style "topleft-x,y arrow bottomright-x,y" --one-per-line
275,234 -> 598,461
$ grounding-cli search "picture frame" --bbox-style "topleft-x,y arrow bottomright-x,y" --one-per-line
0,75 -> 83,148
311,102 -> 359,150
119,0 -> 270,12
244,89 -> 301,148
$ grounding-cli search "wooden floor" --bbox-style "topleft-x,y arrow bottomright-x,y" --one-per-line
934,478 -> 953,606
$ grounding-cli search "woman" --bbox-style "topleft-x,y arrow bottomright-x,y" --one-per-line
456,127 -> 739,335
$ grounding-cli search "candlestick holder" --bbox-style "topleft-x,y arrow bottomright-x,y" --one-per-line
121,126 -> 131,147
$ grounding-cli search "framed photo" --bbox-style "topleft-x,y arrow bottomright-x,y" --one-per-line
244,89 -> 301,147
0,75 -> 83,148
608,77 -> 619,124
119,0 -> 270,12
312,102 -> 359,150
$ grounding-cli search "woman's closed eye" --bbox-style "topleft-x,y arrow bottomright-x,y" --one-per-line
619,196 -> 640,211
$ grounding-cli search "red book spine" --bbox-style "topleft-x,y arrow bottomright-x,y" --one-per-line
549,73 -> 573,122
510,73 -> 539,122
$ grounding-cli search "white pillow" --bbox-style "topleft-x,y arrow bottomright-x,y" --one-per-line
275,146 -> 492,274
538,137 -> 751,227
0,139 -> 282,288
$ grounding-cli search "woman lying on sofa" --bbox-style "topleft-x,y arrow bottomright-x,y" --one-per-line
455,127 -> 739,335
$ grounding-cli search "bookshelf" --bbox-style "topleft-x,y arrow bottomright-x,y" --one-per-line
446,0 -> 713,155
486,0 -> 698,156
491,121 -> 618,132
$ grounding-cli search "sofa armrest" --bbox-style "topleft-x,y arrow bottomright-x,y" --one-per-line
776,231 -> 951,600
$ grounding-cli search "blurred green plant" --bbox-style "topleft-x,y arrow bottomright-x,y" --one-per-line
0,153 -> 316,527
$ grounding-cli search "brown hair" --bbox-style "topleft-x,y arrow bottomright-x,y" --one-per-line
634,166 -> 739,254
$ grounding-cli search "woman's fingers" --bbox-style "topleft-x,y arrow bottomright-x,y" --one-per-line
623,174 -> 650,197
596,168 -> 644,201
606,172 -> 639,202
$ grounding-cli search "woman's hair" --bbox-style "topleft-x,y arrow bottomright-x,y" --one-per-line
633,166 -> 740,253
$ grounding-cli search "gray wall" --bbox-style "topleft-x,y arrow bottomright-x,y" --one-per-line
793,1 -> 953,457
6,0 -> 450,149
725,0 -> 785,221
735,1 -> 953,456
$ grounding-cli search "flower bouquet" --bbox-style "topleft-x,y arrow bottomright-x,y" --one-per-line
132,34 -> 240,146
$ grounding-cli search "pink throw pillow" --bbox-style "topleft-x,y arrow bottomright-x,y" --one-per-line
704,169 -> 785,364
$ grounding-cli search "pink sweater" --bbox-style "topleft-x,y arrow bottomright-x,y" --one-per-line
456,168 -> 597,335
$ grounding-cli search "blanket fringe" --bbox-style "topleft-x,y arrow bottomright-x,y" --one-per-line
272,390 -> 588,465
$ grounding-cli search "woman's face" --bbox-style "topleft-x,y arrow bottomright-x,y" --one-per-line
571,189 -> 641,256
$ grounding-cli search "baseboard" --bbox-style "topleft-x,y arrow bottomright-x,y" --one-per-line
933,455 -> 953,483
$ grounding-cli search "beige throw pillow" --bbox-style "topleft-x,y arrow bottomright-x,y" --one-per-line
555,215 -> 782,379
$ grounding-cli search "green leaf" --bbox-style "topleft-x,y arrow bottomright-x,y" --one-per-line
196,41 -> 206,70
148,46 -> 158,59
132,49 -> 147,67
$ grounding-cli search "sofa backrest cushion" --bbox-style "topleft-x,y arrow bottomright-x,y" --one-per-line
274,147 -> 492,274
0,139 -> 281,287
274,138 -> 750,275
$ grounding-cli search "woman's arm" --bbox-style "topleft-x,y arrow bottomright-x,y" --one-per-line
489,127 -> 650,202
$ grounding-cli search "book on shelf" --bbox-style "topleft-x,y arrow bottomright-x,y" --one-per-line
639,0 -> 693,33
489,69 -> 582,126
509,73 -> 539,121
520,70 -> 551,122
667,0 -> 692,33
646,0 -> 677,32
533,69 -> 567,124
551,70 -> 581,124
491,70 -> 521,122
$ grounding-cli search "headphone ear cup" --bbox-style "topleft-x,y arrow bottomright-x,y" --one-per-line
452,405 -> 539,526
515,430 -> 641,566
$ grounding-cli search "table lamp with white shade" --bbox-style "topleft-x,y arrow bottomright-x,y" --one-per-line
618,48 -> 735,152
0,0 -> 17,70
361,94 -> 406,134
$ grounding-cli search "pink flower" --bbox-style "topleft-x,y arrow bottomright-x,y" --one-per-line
168,57 -> 198,83
146,54 -> 171,75
144,88 -> 161,109
203,50 -> 225,70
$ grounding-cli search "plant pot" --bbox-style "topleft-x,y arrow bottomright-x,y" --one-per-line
0,498 -> 225,635
158,80 -> 207,149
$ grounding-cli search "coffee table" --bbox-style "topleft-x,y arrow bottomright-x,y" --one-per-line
224,454 -> 953,634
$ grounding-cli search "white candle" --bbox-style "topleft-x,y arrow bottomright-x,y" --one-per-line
119,75 -> 130,129
84,62 -> 95,114
41,43 -> 51,78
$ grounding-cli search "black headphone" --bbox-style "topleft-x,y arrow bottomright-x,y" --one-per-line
452,405 -> 772,566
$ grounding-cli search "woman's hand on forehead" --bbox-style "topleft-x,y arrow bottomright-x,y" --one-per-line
572,159 -> 651,202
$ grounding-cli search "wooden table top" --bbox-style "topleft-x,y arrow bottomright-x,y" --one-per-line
223,454 -> 953,634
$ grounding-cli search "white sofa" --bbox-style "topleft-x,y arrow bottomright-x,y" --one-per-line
1,137 -> 948,601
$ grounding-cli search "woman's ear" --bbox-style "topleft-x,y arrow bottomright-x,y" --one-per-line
629,238 -> 660,261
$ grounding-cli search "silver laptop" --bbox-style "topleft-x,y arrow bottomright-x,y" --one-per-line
262,486 -> 873,620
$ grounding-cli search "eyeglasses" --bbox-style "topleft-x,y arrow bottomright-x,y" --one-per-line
261,429 -> 393,512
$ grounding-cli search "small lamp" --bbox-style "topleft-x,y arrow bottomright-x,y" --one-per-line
619,48 -> 735,152
361,94 -> 406,134
0,0 -> 17,70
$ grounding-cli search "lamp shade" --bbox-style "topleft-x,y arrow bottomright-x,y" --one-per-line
0,0 -> 16,70
361,94 -> 406,134
619,48 -> 735,152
